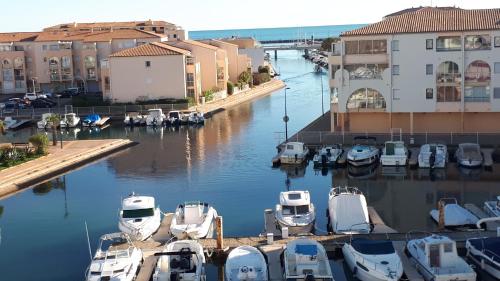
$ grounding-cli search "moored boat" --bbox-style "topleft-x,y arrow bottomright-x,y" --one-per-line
279,142 -> 309,165
153,240 -> 206,281
429,198 -> 478,228
37,113 -> 55,129
455,143 -> 483,168
124,111 -> 144,126
2,117 -> 17,130
82,114 -> 109,127
328,186 -> 370,234
418,143 -> 448,168
347,136 -> 379,166
466,237 -> 500,279
484,196 -> 500,217
170,201 -> 217,239
146,109 -> 165,126
275,190 -> 315,235
188,111 -> 205,125
166,110 -> 181,126
313,145 -> 343,168
282,238 -> 333,280
380,141 -> 408,166
60,113 -> 80,128
118,193 -> 161,241
225,246 -> 268,281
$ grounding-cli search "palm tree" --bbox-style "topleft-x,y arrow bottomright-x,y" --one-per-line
0,120 -> 5,135
46,114 -> 61,146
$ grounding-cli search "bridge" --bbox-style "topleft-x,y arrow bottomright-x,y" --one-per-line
263,43 -> 322,59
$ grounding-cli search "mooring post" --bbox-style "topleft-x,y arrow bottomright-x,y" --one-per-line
218,264 -> 225,281
438,200 -> 445,231
216,216 -> 223,250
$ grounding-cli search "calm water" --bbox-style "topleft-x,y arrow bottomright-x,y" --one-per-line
189,24 -> 366,41
1,51 -> 500,281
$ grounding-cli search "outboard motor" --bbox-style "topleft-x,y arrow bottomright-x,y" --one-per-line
429,151 -> 436,169
321,155 -> 327,166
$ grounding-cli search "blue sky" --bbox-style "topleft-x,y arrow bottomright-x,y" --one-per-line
1,0 -> 498,32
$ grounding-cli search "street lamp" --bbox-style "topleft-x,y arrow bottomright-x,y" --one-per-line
31,77 -> 38,94
283,87 -> 290,140
320,74 -> 324,115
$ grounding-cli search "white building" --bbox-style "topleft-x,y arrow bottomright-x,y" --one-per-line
329,7 -> 500,133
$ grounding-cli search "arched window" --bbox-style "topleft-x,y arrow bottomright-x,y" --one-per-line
84,56 -> 96,68
465,60 -> 491,102
436,61 -> 461,102
2,59 -> 12,68
13,57 -> 24,69
347,88 -> 386,110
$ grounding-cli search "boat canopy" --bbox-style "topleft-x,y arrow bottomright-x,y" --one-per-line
122,195 -> 155,210
468,237 -> 500,258
351,239 -> 395,255
295,244 -> 317,256
85,114 -> 101,122
280,191 -> 310,206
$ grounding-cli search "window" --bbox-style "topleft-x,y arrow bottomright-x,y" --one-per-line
437,86 -> 461,102
443,243 -> 453,253
344,40 -> 387,55
495,37 -> 500,48
391,40 -> 399,51
426,64 -> 433,75
495,62 -> 500,74
437,61 -> 461,83
145,61 -> 151,68
344,64 -> 387,80
494,88 -> 500,99
465,61 -> 491,83
392,89 -> 400,100
465,86 -> 489,102
122,208 -> 155,218
187,88 -> 195,97
392,65 -> 400,75
426,39 -> 433,50
426,88 -> 433,99
347,88 -> 386,110
42,45 -> 47,51
464,35 -> 491,50
436,36 -> 461,51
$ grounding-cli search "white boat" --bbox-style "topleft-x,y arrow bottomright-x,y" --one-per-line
429,198 -> 478,227
225,246 -> 268,281
282,238 -> 333,280
170,201 -> 217,239
2,116 -> 17,129
466,237 -> 500,279
275,190 -> 315,235
380,141 -> 408,166
406,234 -> 476,281
313,145 -> 343,167
347,136 -> 379,166
37,113 -> 55,129
60,113 -> 80,128
418,144 -> 448,168
343,238 -> 403,281
279,142 -> 309,165
328,186 -> 370,234
82,114 -> 110,127
455,143 -> 483,168
153,240 -> 206,281
118,193 -> 162,241
146,109 -> 165,126
188,111 -> 205,125
124,111 -> 145,126
85,232 -> 143,281
166,110 -> 181,126
484,196 -> 500,217
180,111 -> 191,124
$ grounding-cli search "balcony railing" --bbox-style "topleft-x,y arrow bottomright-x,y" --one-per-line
14,75 -> 25,81
186,81 -> 194,87
465,96 -> 489,102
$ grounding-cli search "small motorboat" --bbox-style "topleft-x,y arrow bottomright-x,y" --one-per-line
124,111 -> 144,126
2,116 -> 17,130
188,111 -> 205,125
418,143 -> 448,168
455,143 -> 483,168
466,237 -> 500,279
347,136 -> 379,166
429,198 -> 478,227
282,238 -> 333,280
484,196 -> 500,217
85,232 -> 143,281
60,113 -> 80,128
82,114 -> 107,127
328,186 -> 370,234
166,110 -> 181,126
275,190 -> 315,235
380,141 -> 408,166
278,142 -> 310,165
153,240 -> 206,281
406,234 -> 476,281
118,193 -> 161,241
343,238 -> 403,281
313,145 -> 343,168
37,113 -> 55,129
170,201 -> 217,239
225,246 -> 268,281
146,109 -> 165,126
180,111 -> 191,124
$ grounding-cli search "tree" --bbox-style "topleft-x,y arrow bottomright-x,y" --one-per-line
0,120 -> 5,135
29,133 -> 49,155
238,71 -> 251,84
321,37 -> 340,52
46,114 -> 61,146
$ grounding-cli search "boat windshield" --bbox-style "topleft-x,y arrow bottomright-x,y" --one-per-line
169,112 -> 179,118
282,205 -> 309,215
122,208 -> 155,218
351,239 -> 395,255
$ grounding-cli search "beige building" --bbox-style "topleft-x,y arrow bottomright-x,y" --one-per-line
165,40 -> 228,93
105,42 -> 200,103
221,37 -> 265,72
43,20 -> 186,40
201,39 -> 251,83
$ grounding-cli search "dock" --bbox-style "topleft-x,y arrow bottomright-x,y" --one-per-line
0,139 -> 136,198
368,206 -> 398,234
481,148 -> 494,167
393,241 -> 425,281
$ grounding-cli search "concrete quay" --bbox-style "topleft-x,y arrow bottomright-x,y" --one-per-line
191,79 -> 285,116
0,139 -> 136,198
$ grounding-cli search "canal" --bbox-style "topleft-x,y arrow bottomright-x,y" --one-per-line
1,50 -> 499,281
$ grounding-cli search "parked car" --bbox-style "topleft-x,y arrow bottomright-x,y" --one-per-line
39,91 -> 53,98
24,92 -> 47,101
59,87 -> 80,98
31,99 -> 53,108
3,102 -> 17,113
37,98 -> 57,106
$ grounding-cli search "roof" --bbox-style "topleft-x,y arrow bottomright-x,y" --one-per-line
44,20 -> 178,31
342,7 -> 500,37
122,195 -> 155,210
110,42 -> 190,57
0,32 -> 40,43
383,6 -> 459,18
166,39 -> 219,51
279,191 -> 310,206
33,29 -> 163,42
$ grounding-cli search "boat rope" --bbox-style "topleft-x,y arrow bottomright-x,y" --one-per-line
282,72 -> 316,82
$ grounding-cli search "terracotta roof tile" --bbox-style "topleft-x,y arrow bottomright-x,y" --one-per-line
81,29 -> 163,42
110,42 -> 191,57
44,20 -> 177,31
166,40 -> 219,50
0,32 -> 40,43
342,7 -> 500,36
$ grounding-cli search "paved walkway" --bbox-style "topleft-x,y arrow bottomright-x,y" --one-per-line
190,79 -> 285,114
0,139 -> 134,198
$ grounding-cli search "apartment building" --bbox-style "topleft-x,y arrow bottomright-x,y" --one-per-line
105,42 -> 200,103
165,40 -> 229,93
43,20 -> 186,40
222,37 -> 265,72
329,7 -> 500,133
200,39 -> 252,83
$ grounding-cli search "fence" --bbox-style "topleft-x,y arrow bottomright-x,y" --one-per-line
279,131 -> 500,147
0,103 -> 189,119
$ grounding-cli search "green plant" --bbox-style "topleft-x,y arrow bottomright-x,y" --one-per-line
320,37 -> 340,51
252,72 -> 271,86
238,71 -> 251,84
227,81 -> 234,95
203,90 -> 214,102
187,96 -> 196,106
46,114 -> 60,146
29,133 -> 49,155
0,120 -> 5,135
258,65 -> 270,74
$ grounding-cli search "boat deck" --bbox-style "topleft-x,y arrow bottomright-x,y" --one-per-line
393,241 -> 425,281
464,203 -> 500,230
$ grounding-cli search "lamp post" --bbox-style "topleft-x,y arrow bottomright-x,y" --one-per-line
283,87 -> 290,140
31,77 -> 37,94
320,74 -> 324,115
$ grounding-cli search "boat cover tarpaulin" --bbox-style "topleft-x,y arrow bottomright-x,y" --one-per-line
351,239 -> 395,255
85,114 -> 101,123
469,237 -> 500,260
296,244 -> 317,256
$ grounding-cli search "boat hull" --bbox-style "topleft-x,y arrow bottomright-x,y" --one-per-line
343,245 -> 402,281
467,247 -> 500,279
380,156 -> 407,167
276,219 -> 314,235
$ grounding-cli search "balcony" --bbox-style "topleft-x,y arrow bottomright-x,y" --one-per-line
186,81 -> 194,87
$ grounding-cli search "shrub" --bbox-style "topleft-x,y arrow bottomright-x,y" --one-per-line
29,133 -> 49,155
320,37 -> 340,51
187,96 -> 196,106
238,71 -> 251,84
227,81 -> 234,95
203,90 -> 214,102
258,65 -> 270,74
252,73 -> 271,86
